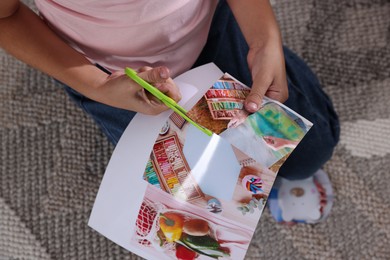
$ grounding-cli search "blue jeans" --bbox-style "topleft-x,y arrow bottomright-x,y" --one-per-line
63,0 -> 340,180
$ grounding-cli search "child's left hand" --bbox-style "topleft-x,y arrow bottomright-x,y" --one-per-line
226,0 -> 289,113
244,40 -> 288,113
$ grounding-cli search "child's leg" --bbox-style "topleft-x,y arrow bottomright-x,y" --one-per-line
278,49 -> 340,180
193,0 -> 340,180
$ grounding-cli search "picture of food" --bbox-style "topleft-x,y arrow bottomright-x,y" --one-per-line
159,211 -> 230,259
183,219 -> 209,236
159,212 -> 184,243
132,187 -> 253,260
135,204 -> 231,259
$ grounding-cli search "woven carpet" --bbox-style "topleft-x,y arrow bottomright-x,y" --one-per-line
1,0 -> 389,259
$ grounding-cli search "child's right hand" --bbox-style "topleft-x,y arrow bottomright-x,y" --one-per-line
91,66 -> 182,115
0,2 -> 180,116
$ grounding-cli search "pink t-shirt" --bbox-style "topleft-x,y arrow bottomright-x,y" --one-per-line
35,0 -> 218,77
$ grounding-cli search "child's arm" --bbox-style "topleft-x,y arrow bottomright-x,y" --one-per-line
226,0 -> 288,112
0,1 -> 180,115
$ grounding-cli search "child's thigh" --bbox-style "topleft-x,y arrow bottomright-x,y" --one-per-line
62,84 -> 136,145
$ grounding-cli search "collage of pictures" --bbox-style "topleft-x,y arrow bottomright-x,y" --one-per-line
131,74 -> 312,259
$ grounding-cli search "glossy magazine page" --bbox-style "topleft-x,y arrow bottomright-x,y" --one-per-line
89,63 -> 312,260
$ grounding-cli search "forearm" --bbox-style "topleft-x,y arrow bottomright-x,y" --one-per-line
0,3 -> 107,100
226,0 -> 288,108
226,0 -> 282,48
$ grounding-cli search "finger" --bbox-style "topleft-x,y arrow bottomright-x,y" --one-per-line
264,86 -> 288,103
136,86 -> 164,106
265,76 -> 289,103
138,66 -> 170,83
136,88 -> 168,114
245,75 -> 270,112
245,91 -> 264,112
154,81 -> 182,102
144,98 -> 170,115
136,67 -> 176,104
138,66 -> 153,73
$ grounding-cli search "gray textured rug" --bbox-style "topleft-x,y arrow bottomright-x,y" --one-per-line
1,0 -> 389,259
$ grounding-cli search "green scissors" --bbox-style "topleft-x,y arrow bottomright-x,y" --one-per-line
125,68 -> 213,136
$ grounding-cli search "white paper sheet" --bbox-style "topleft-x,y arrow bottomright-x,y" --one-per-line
88,63 -> 224,252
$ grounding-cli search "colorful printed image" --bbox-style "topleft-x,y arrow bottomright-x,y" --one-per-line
203,77 -> 250,121
144,133 -> 203,201
137,74 -> 312,259
186,74 -> 250,135
132,185 -> 253,260
186,74 -> 312,169
142,73 -> 311,215
142,121 -> 273,227
220,101 -> 311,168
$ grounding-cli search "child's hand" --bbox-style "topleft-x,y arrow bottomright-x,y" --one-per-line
226,0 -> 289,113
0,3 -> 179,115
244,41 -> 288,113
93,66 -> 181,115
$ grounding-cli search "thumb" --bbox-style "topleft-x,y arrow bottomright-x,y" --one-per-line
244,86 -> 267,113
138,66 -> 170,83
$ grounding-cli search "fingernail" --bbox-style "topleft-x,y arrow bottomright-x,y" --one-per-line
247,102 -> 258,111
159,68 -> 169,79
